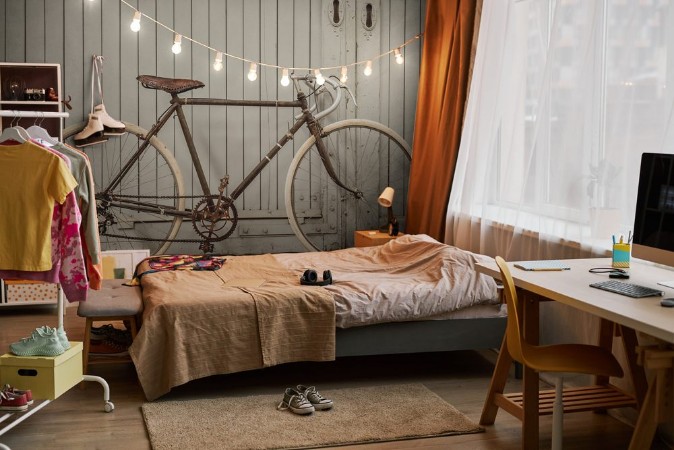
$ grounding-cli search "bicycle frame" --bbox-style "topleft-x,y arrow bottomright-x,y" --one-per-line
102,79 -> 355,218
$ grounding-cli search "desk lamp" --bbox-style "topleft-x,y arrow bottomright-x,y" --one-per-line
378,187 -> 399,236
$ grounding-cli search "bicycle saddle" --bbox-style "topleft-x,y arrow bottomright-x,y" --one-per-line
136,75 -> 205,94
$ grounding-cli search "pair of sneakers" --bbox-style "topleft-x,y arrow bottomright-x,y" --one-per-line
9,325 -> 70,357
277,385 -> 333,415
73,104 -> 125,147
0,385 -> 33,412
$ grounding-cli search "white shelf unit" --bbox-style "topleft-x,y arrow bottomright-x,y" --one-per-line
0,62 -> 64,141
0,63 -> 69,309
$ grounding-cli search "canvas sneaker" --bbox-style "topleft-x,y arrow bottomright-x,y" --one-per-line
3,384 -> 33,405
10,327 -> 66,356
276,388 -> 315,415
297,385 -> 333,410
0,390 -> 28,412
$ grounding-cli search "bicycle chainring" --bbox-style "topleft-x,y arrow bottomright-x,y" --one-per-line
191,196 -> 238,242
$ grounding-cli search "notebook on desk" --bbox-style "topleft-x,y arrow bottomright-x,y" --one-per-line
514,260 -> 571,271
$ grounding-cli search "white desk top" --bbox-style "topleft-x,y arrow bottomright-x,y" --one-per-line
476,258 -> 674,344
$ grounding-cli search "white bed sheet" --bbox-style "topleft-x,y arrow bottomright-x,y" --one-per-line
274,234 -> 500,328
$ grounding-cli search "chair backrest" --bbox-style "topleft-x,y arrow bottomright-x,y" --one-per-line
494,256 -> 527,363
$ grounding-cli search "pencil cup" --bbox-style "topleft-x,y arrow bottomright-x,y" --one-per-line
612,243 -> 630,268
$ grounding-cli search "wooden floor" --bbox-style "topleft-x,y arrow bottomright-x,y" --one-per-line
0,305 -> 668,450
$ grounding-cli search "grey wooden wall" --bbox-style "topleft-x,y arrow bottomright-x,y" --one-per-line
0,0 -> 423,253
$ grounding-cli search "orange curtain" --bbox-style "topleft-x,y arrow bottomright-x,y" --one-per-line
406,0 -> 479,241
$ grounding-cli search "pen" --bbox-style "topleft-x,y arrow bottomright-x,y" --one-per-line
628,230 -> 632,243
612,235 -> 616,245
620,235 -> 623,244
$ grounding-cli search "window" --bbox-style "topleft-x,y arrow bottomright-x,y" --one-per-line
450,0 -> 673,249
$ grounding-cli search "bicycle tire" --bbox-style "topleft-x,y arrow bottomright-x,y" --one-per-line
63,121 -> 185,255
285,119 -> 412,251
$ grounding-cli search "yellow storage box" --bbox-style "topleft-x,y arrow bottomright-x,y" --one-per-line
0,342 -> 83,400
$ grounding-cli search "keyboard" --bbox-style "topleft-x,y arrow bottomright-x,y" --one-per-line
589,280 -> 664,298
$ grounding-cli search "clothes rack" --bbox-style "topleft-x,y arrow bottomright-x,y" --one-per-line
0,111 -> 69,118
0,121 -> 114,450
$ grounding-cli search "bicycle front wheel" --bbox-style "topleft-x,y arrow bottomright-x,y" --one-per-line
286,119 -> 412,251
63,121 -> 185,255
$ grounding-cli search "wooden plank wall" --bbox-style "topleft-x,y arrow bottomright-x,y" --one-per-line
0,0 -> 424,253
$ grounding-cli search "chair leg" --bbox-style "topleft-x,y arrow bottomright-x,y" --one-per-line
82,318 -> 93,374
552,376 -> 564,450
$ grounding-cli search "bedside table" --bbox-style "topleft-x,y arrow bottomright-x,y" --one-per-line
354,230 -> 405,247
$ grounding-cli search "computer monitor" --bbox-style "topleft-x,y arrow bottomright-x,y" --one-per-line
632,152 -> 674,288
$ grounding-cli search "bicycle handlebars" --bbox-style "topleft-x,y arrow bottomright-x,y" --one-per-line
290,74 -> 344,121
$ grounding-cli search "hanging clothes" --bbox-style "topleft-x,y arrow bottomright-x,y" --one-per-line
0,140 -> 89,302
0,141 -> 77,271
54,142 -> 103,290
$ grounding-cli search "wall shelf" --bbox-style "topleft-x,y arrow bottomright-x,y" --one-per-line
0,63 -> 64,140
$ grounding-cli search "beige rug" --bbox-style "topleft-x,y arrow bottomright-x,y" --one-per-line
142,383 -> 483,449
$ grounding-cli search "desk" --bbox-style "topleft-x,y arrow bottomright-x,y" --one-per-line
476,258 -> 674,450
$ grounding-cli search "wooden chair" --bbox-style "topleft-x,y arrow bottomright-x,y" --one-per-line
493,256 -> 624,450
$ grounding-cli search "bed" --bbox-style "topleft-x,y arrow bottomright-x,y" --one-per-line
129,234 -> 506,400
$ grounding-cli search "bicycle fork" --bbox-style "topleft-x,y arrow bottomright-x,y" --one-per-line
301,97 -> 362,199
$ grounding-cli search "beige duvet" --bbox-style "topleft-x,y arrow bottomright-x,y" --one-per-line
130,234 -> 498,400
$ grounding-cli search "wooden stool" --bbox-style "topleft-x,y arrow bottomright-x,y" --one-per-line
77,279 -> 143,373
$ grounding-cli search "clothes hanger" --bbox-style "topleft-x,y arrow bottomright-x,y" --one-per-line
0,115 -> 30,143
26,114 -> 59,146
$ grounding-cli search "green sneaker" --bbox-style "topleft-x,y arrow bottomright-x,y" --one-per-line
55,326 -> 71,350
34,325 -> 70,350
10,327 -> 66,356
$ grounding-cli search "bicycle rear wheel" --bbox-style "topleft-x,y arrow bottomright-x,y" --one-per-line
286,119 -> 412,251
63,121 -> 185,255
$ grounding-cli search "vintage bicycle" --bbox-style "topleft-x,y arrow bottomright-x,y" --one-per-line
64,74 -> 411,254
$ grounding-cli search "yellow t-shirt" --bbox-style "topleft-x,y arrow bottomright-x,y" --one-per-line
0,141 -> 78,271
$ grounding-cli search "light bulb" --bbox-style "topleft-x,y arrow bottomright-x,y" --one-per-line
314,69 -> 325,86
172,34 -> 182,54
213,52 -> 223,71
394,48 -> 404,65
247,63 -> 258,81
340,66 -> 348,83
363,60 -> 373,76
130,10 -> 141,32
280,68 -> 290,87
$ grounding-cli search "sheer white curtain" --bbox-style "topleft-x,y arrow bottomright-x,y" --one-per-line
446,0 -> 674,262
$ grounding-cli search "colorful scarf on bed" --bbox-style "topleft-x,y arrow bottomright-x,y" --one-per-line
130,255 -> 227,284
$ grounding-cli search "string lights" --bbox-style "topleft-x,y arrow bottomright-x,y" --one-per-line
130,10 -> 141,32
280,69 -> 290,87
117,0 -> 421,86
171,34 -> 182,54
247,63 -> 258,81
213,52 -> 223,71
363,60 -> 373,76
394,48 -> 404,65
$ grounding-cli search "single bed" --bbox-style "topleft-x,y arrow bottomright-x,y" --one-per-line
129,234 -> 505,400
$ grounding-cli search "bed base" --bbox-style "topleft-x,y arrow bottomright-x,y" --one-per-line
335,317 -> 506,357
